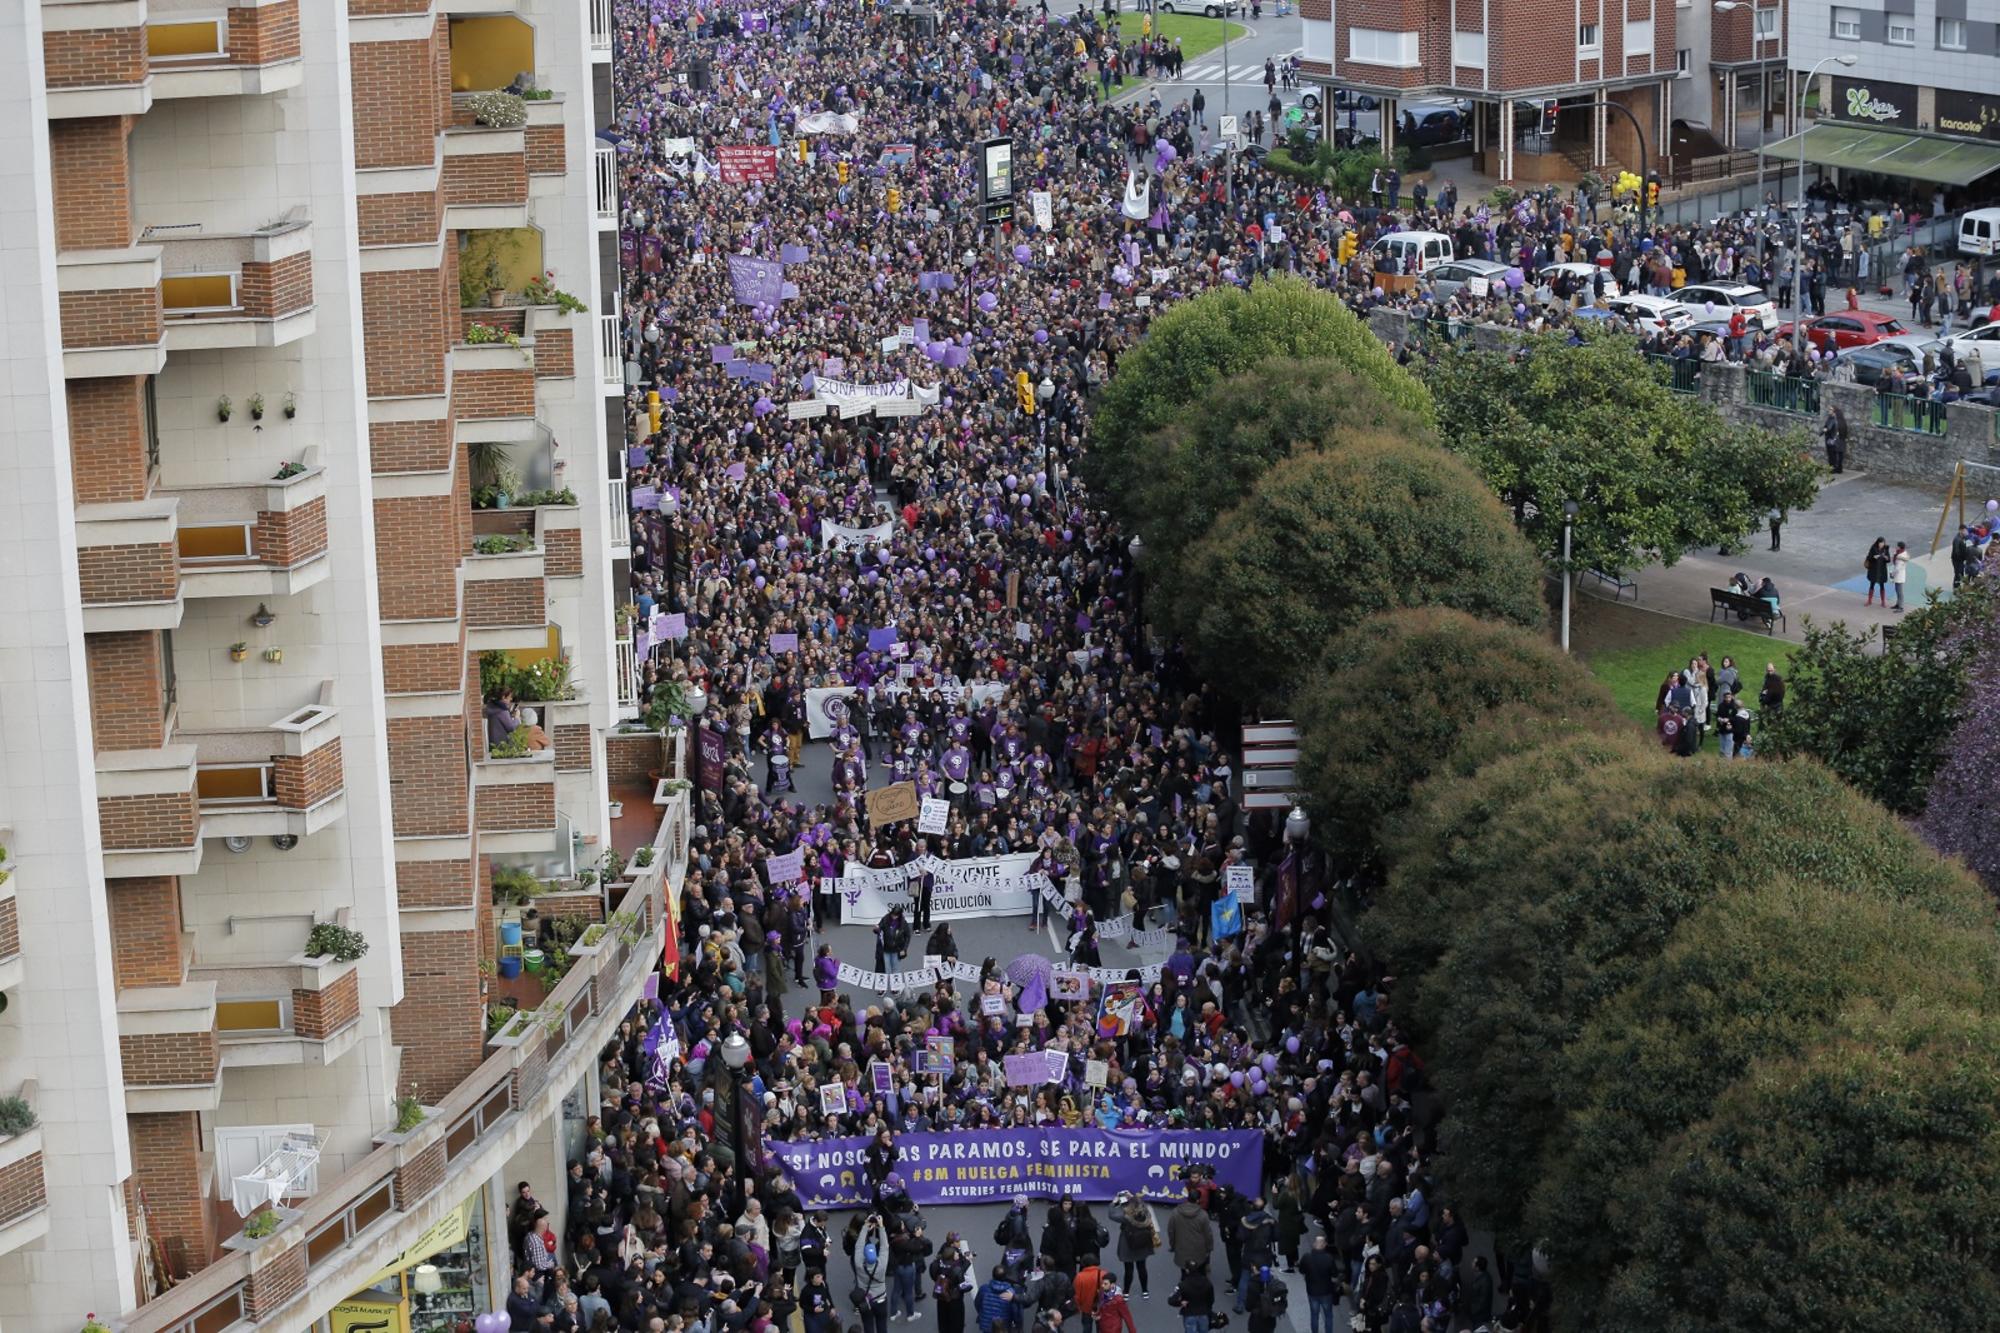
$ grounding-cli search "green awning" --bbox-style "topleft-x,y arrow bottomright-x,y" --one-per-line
1758,122 -> 2000,186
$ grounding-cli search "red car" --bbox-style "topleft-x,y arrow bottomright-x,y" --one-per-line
1775,310 -> 1908,351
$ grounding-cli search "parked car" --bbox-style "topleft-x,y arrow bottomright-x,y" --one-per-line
1774,310 -> 1909,352
1426,258 -> 1512,300
1603,294 -> 1696,332
1372,231 -> 1456,276
1959,207 -> 2000,258
1836,338 -> 1952,387
1400,102 -> 1470,147
1538,262 -> 1621,300
1941,320 -> 2000,362
1157,0 -> 1241,12
1674,283 -> 1779,331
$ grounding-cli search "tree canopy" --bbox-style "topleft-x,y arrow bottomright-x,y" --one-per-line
1086,275 -> 1432,525
1292,607 -> 1620,858
1421,333 -> 1821,575
1160,434 -> 1545,705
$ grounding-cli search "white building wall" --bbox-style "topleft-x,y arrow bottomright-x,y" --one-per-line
0,2 -> 141,1327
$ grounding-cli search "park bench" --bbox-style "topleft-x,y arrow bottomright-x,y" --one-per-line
1709,587 -> 1786,634
1587,568 -> 1638,600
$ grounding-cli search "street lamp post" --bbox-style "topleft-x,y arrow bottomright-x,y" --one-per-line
1793,54 -> 1859,357
716,1031 -> 752,1193
1561,499 -> 1580,654
1037,376 -> 1055,503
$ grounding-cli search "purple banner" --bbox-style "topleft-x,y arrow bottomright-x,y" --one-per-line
712,344 -> 736,363
698,724 -> 727,793
781,243 -> 811,264
768,1128 -> 1263,1207
628,445 -> 652,468
729,254 -> 786,307
867,626 -> 899,652
769,631 -> 799,653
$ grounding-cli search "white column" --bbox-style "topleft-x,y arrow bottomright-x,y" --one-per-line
1500,98 -> 1514,183
1594,88 -> 1608,167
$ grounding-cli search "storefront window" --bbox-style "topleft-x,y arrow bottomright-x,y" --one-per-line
332,1186 -> 489,1333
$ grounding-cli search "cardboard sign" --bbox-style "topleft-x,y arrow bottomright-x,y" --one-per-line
1051,970 -> 1090,1002
918,796 -> 950,835
819,1084 -> 847,1116
926,1035 -> 955,1074
1084,1059 -> 1109,1088
867,781 -> 920,827
981,993 -> 1007,1017
869,1060 -> 894,1095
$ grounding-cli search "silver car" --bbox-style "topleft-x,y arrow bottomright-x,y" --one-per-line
1426,259 -> 1511,301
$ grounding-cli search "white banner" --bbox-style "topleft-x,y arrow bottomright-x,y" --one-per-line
821,517 -> 894,552
838,852 -> 1041,925
1031,190 -> 1053,231
796,111 -> 860,135
1122,172 -> 1149,222
804,681 -> 1007,738
804,687 -> 862,739
814,376 -> 909,405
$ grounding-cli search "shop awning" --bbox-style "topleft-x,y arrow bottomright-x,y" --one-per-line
1759,123 -> 2000,186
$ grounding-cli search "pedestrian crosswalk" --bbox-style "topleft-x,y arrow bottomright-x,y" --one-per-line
1170,48 -> 1299,85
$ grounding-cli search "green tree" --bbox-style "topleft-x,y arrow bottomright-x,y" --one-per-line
1162,435 -> 1545,705
1373,748 -> 1991,1239
1422,333 -> 1820,575
1086,276 -> 1431,526
1602,1003 -> 2000,1332
1124,356 -> 1436,597
1292,608 -> 1621,858
1763,581 -> 1992,814
1527,873 -> 2000,1325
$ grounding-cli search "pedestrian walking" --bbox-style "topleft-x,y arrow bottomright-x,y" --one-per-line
1864,537 -> 1891,606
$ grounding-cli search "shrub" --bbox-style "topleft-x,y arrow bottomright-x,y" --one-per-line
0,1096 -> 36,1137
304,923 -> 368,963
492,866 -> 541,906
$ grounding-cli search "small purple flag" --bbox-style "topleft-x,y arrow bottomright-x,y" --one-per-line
662,386 -> 680,403
711,344 -> 736,363
725,358 -> 753,379
781,281 -> 800,300
824,357 -> 845,377
631,485 -> 662,510
627,445 -> 651,468
643,972 -> 660,1002
744,362 -> 776,384
1098,291 -> 1113,310
912,318 -> 930,343
725,461 -> 747,481
867,626 -> 899,652
769,631 -> 799,654
780,243 -> 810,264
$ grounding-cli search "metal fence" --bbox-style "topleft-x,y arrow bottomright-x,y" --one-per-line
1746,370 -> 1821,415
1645,352 -> 1701,394
1874,392 -> 1948,435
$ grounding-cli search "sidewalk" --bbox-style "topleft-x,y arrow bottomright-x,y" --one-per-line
1576,470 -> 1957,645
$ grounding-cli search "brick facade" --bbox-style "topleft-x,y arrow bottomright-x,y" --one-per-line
108,877 -> 186,989
242,1239 -> 306,1319
67,376 -> 150,503
533,325 -> 574,379
292,968 -> 360,1040
0,899 -> 18,962
384,641 -> 464,694
128,1111 -> 211,1277
389,928 -> 483,1102
525,125 -> 566,175
374,493 -> 464,620
49,116 -> 134,251
85,631 -> 166,750
441,151 -> 529,210
544,527 -> 582,578
77,542 -> 177,605
386,716 -> 470,838
253,495 -> 328,567
393,858 -> 475,910
42,26 -> 146,91
0,1152 -> 47,1227
361,268 -> 449,398
474,779 -> 555,833
552,723 -> 592,772
228,0 -> 302,67
272,738 -> 343,809
350,35 -> 446,171
239,251 -> 315,320
357,190 -> 444,248
97,791 -> 199,852
464,577 -> 544,628
453,367 -> 536,419
391,1141 -> 445,1207
369,418 -> 455,475
119,1030 -> 220,1086
57,287 -> 164,349
605,732 -> 660,788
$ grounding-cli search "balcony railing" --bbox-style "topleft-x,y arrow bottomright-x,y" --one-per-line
115,796 -> 686,1333
616,636 -> 640,710
599,309 -> 624,388
1874,392 -> 1949,436
0,1079 -> 49,1257
594,143 -> 619,223
609,477 -> 630,552
589,0 -> 614,52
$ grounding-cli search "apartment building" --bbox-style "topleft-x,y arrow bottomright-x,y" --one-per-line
0,2 -> 660,1329
1778,1 -> 2000,192
1298,0 -> 1681,182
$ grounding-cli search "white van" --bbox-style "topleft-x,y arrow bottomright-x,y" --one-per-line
1959,208 -> 2000,257
1371,231 -> 1455,276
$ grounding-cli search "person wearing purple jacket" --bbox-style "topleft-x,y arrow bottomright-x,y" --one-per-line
813,944 -> 840,1003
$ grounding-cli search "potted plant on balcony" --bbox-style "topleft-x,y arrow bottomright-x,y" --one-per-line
304,922 -> 368,964
0,1097 -> 36,1140
282,389 -> 297,419
262,647 -> 284,664
247,393 -> 265,421
229,642 -> 249,663
217,395 -> 233,423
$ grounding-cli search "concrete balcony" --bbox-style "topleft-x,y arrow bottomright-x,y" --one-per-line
198,952 -> 363,1070
442,117 -> 529,231
166,459 -> 330,600
147,0 -> 305,100
187,683 -> 346,842
41,4 -> 153,118
464,507 -> 549,654
117,981 -> 223,1113
75,496 -> 184,633
147,217 -> 316,351
473,747 -> 557,852
56,246 -> 168,379
96,742 -> 203,878
0,1080 -> 50,1260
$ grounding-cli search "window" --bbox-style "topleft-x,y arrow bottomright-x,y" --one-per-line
1754,6 -> 1778,39
1348,27 -> 1419,67
1887,17 -> 1916,45
1939,18 -> 1968,50
1578,22 -> 1601,50
1676,47 -> 1692,77
1832,6 -> 1860,40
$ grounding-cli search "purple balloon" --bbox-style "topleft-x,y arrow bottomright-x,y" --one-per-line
754,575 -> 767,589
1228,1071 -> 1245,1088
1285,1035 -> 1301,1054
1033,328 -> 1049,344
753,396 -> 776,417
1504,267 -> 1525,290
1260,1053 -> 1278,1075
1013,244 -> 1032,264
475,1316 -> 510,1333
978,292 -> 998,312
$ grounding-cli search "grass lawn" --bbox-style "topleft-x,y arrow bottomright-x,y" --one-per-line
1579,618 -> 1796,726
1106,13 -> 1246,95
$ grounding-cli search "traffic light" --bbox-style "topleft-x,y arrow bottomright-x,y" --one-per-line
1337,231 -> 1357,266
886,185 -> 902,214
836,160 -> 850,184
1539,100 -> 1559,136
1014,370 -> 1035,414
1647,174 -> 1660,208
646,389 -> 661,436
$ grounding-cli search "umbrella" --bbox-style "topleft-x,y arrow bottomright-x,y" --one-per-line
1004,953 -> 1055,988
